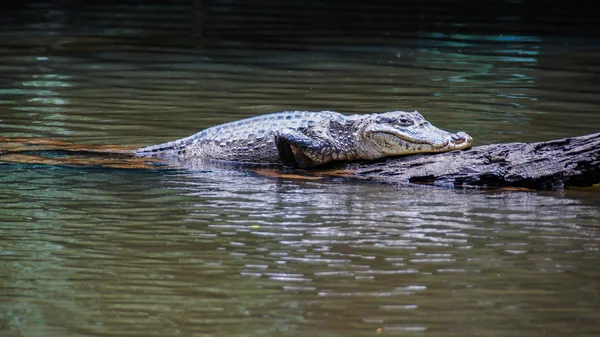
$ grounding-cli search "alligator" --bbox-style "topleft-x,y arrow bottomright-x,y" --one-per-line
135,110 -> 473,168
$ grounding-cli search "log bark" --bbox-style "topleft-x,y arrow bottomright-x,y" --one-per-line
336,133 -> 600,189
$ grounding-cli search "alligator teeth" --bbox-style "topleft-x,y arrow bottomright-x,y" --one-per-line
432,140 -> 450,149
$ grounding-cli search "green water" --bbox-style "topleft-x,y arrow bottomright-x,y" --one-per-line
1,1 -> 599,336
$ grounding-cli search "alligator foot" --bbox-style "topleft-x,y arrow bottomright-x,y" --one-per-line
274,129 -> 326,168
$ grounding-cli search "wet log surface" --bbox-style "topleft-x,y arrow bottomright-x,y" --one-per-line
339,133 -> 600,190
1,134 -> 599,190
0,137 -> 156,169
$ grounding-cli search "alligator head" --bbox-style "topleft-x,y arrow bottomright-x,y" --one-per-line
360,110 -> 472,158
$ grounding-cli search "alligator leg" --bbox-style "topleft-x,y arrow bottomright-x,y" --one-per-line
274,129 -> 326,168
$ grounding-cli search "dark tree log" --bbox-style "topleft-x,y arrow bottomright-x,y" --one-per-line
2,134 -> 599,190
337,133 -> 600,190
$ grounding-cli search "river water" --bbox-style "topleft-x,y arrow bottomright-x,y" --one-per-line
1,1 -> 599,336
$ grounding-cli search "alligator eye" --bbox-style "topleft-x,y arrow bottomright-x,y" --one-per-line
398,117 -> 412,125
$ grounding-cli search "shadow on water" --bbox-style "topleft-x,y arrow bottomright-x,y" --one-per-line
1,0 -> 600,336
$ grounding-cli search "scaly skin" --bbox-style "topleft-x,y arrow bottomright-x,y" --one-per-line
135,110 -> 473,168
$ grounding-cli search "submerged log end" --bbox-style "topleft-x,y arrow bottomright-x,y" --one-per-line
348,133 -> 600,190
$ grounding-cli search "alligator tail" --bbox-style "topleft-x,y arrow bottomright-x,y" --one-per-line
135,136 -> 195,157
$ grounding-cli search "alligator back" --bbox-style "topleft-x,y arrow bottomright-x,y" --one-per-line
135,111 -> 344,163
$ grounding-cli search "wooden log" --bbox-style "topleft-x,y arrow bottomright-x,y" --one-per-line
2,134 -> 599,190
338,133 -> 600,190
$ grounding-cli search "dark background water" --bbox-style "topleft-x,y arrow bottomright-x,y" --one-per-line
1,1 -> 599,336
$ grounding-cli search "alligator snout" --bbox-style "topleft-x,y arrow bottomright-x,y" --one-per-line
449,131 -> 472,148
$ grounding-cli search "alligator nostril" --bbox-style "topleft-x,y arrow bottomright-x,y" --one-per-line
450,131 -> 471,145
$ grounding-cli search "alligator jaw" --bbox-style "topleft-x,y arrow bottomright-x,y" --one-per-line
379,130 -> 473,153
431,139 -> 450,149
370,130 -> 473,158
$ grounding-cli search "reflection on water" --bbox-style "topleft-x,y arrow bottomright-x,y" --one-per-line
1,1 -> 600,336
1,168 -> 599,336
2,3 -> 600,145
